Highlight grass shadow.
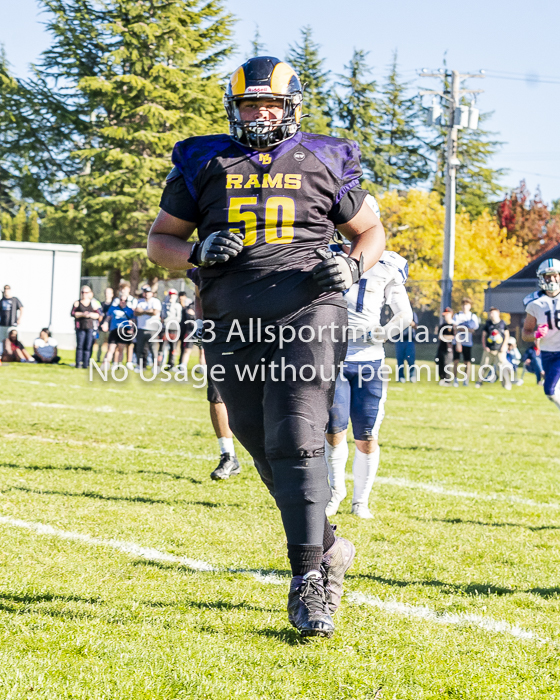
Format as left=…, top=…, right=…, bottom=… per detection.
left=423, top=516, right=560, bottom=533
left=348, top=573, right=515, bottom=597
left=0, top=461, right=202, bottom=484
left=254, top=627, right=313, bottom=646
left=10, top=485, right=170, bottom=505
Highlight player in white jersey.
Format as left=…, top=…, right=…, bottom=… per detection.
left=325, top=212, right=413, bottom=518
left=522, top=258, right=560, bottom=411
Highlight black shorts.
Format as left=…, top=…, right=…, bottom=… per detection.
left=108, top=328, right=133, bottom=345
left=204, top=303, right=347, bottom=464
left=453, top=346, right=473, bottom=363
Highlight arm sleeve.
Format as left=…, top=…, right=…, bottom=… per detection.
left=377, top=283, right=413, bottom=341
left=160, top=170, right=200, bottom=223
left=328, top=187, right=368, bottom=226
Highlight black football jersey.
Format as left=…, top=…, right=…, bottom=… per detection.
left=160, top=131, right=367, bottom=326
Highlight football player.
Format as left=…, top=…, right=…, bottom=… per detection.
left=147, top=56, right=385, bottom=638
left=325, top=207, right=412, bottom=519
left=522, top=258, right=560, bottom=411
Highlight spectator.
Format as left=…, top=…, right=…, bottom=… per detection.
left=96, top=287, right=114, bottom=362
left=519, top=343, right=545, bottom=386
left=395, top=310, right=418, bottom=382
left=2, top=328, right=33, bottom=363
left=452, top=297, right=480, bottom=387
left=158, top=288, right=182, bottom=368
left=111, top=282, right=137, bottom=365
left=178, top=291, right=197, bottom=370
left=506, top=337, right=522, bottom=383
left=102, top=292, right=136, bottom=367
left=71, top=285, right=102, bottom=369
left=134, top=284, right=162, bottom=368
left=435, top=307, right=456, bottom=385
left=1, top=285, right=24, bottom=354
left=33, top=328, right=60, bottom=364
left=476, top=307, right=512, bottom=390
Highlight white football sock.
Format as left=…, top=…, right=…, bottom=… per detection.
left=218, top=437, right=235, bottom=456
left=352, top=446, right=380, bottom=506
left=325, top=438, right=348, bottom=502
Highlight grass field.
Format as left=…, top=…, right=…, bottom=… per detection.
left=0, top=358, right=559, bottom=699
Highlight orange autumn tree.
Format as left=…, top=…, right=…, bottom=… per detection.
left=376, top=189, right=528, bottom=314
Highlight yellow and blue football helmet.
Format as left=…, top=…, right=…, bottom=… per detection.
left=224, top=56, right=303, bottom=149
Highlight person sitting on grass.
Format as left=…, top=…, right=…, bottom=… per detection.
left=33, top=328, right=60, bottom=364
left=2, top=328, right=33, bottom=363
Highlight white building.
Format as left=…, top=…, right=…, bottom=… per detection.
left=0, top=240, right=83, bottom=350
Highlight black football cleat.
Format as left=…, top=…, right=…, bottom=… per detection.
left=210, top=453, right=241, bottom=481
left=321, top=536, right=356, bottom=615
left=287, top=570, right=335, bottom=638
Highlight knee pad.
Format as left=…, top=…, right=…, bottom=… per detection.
left=265, top=415, right=322, bottom=460
left=270, top=456, right=332, bottom=509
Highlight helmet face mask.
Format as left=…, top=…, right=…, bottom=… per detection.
left=537, top=258, right=560, bottom=294
left=225, top=57, right=303, bottom=150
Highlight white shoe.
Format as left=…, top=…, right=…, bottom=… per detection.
left=351, top=503, right=373, bottom=519
left=126, top=362, right=135, bottom=370
left=475, top=382, right=482, bottom=389
left=453, top=380, right=459, bottom=388
left=325, top=495, right=344, bottom=517
left=399, top=377, right=406, bottom=384
left=517, top=379, right=524, bottom=386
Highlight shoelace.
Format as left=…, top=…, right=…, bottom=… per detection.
left=299, top=577, right=329, bottom=614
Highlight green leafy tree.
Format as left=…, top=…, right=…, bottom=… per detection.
left=33, top=0, right=234, bottom=284
left=334, top=50, right=385, bottom=186
left=375, top=53, right=430, bottom=189
left=286, top=26, right=330, bottom=135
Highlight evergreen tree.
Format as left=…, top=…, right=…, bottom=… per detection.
left=286, top=27, right=330, bottom=135
left=249, top=26, right=266, bottom=57
left=13, top=206, right=26, bottom=242
left=28, top=210, right=40, bottom=242
left=334, top=50, right=386, bottom=186
left=375, top=53, right=430, bottom=189
left=34, top=0, right=234, bottom=282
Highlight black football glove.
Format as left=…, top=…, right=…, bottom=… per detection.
left=312, top=248, right=364, bottom=292
left=189, top=229, right=244, bottom=268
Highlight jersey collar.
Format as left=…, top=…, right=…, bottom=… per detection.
left=231, top=131, right=303, bottom=167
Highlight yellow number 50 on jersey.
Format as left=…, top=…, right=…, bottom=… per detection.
left=228, top=196, right=295, bottom=246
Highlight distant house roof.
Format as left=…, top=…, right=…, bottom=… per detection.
left=494, top=242, right=560, bottom=287
left=484, top=242, right=560, bottom=314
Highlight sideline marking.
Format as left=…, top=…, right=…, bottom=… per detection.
left=375, top=476, right=560, bottom=510
left=0, top=515, right=548, bottom=643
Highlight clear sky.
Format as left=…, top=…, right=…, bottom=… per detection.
left=2, top=0, right=560, bottom=203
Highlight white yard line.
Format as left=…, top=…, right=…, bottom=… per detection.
left=0, top=514, right=549, bottom=643
left=347, top=592, right=548, bottom=643
left=374, top=476, right=560, bottom=510
left=0, top=399, right=203, bottom=420
left=0, top=433, right=221, bottom=462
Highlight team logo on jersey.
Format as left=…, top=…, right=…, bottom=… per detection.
left=294, top=151, right=306, bottom=162
left=258, top=153, right=272, bottom=165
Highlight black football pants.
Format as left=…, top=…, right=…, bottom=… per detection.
left=205, top=303, right=346, bottom=549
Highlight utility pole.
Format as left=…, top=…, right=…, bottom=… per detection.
left=420, top=69, right=484, bottom=315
